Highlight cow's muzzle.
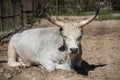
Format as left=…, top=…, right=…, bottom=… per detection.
left=70, top=48, right=78, bottom=54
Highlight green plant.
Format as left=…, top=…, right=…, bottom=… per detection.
left=28, top=17, right=40, bottom=24
left=97, top=14, right=120, bottom=21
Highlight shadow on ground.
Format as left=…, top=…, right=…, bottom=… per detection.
left=74, top=60, right=107, bottom=76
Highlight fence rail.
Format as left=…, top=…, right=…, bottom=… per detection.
left=0, top=0, right=34, bottom=34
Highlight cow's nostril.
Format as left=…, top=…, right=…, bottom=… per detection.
left=70, top=48, right=78, bottom=53
left=75, top=48, right=78, bottom=52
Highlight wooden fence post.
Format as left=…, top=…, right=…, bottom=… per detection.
left=56, top=0, right=58, bottom=19
left=1, top=0, right=14, bottom=32
left=0, top=0, right=2, bottom=34
left=75, top=0, right=79, bottom=15
left=32, top=0, right=37, bottom=16
left=12, top=0, right=21, bottom=28
left=21, top=0, right=33, bottom=26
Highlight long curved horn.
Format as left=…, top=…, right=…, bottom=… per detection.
left=79, top=6, right=100, bottom=27
left=46, top=15, right=65, bottom=27
left=42, top=4, right=65, bottom=27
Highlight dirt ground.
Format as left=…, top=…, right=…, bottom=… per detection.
left=0, top=17, right=120, bottom=80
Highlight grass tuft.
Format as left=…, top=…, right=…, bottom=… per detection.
left=97, top=14, right=120, bottom=21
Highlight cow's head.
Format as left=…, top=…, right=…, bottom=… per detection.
left=47, top=7, right=100, bottom=54
left=58, top=23, right=82, bottom=54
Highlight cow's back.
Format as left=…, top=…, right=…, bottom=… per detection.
left=11, top=27, right=63, bottom=62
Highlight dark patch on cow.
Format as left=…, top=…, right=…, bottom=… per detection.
left=58, top=39, right=66, bottom=52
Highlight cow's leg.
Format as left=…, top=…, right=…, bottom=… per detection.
left=54, top=55, right=72, bottom=70
left=18, top=57, right=32, bottom=68
left=39, top=59, right=55, bottom=72
left=55, top=55, right=72, bottom=70
left=7, top=42, right=21, bottom=67
left=18, top=57, right=26, bottom=66
left=55, top=63, right=71, bottom=71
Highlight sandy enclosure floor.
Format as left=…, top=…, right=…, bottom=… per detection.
left=0, top=18, right=120, bottom=80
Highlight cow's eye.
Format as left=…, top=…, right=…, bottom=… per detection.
left=77, top=36, right=81, bottom=41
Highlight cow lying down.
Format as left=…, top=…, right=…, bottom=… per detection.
left=7, top=7, right=99, bottom=72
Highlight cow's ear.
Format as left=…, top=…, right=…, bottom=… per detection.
left=58, top=45, right=65, bottom=51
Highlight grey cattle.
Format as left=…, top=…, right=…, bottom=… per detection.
left=7, top=7, right=100, bottom=72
